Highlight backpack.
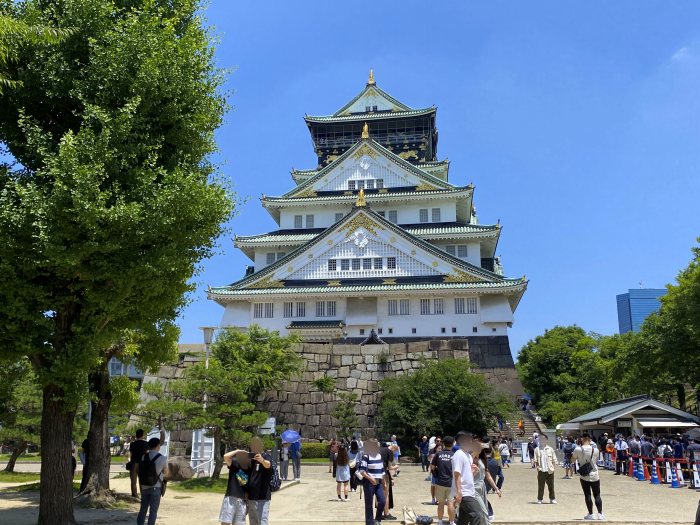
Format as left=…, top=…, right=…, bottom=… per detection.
left=138, top=453, right=162, bottom=486
left=269, top=455, right=282, bottom=492
left=662, top=446, right=673, bottom=459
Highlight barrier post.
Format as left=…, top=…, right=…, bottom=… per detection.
left=650, top=460, right=660, bottom=485
left=670, top=462, right=680, bottom=488
left=675, top=461, right=686, bottom=487
left=636, top=457, right=645, bottom=481
left=691, top=462, right=700, bottom=489
left=628, top=456, right=634, bottom=477
left=664, top=460, right=673, bottom=484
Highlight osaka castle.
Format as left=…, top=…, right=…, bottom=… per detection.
left=209, top=71, right=527, bottom=353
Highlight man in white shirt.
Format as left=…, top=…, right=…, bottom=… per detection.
left=533, top=435, right=558, bottom=504
left=613, top=435, right=629, bottom=475
left=452, top=431, right=487, bottom=525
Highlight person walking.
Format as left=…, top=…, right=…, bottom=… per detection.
left=517, top=420, right=525, bottom=437
left=336, top=445, right=351, bottom=501
left=563, top=436, right=576, bottom=479
left=279, top=442, right=290, bottom=481
left=527, top=437, right=536, bottom=469
left=431, top=436, right=456, bottom=525
left=573, top=432, right=604, bottom=521
left=219, top=448, right=251, bottom=525
left=418, top=436, right=430, bottom=472
left=380, top=441, right=398, bottom=521
left=358, top=439, right=386, bottom=525
left=452, top=431, right=487, bottom=525
left=497, top=439, right=510, bottom=468
left=472, top=442, right=501, bottom=523
left=613, top=434, right=628, bottom=475
left=390, top=435, right=401, bottom=476
left=129, top=429, right=149, bottom=497
left=533, top=435, right=558, bottom=504
left=136, top=437, right=169, bottom=525
left=290, top=439, right=302, bottom=480
left=246, top=437, right=273, bottom=525
left=349, top=439, right=361, bottom=493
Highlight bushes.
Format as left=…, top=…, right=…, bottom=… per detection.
left=300, top=442, right=329, bottom=459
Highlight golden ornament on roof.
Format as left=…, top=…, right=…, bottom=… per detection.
left=361, top=122, right=369, bottom=139
left=368, top=68, right=375, bottom=85
left=356, top=188, right=366, bottom=207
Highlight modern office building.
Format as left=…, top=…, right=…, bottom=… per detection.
left=616, top=288, right=667, bottom=334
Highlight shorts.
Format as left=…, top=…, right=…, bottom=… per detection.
left=564, top=457, right=573, bottom=468
left=219, top=496, right=247, bottom=525
left=434, top=485, right=453, bottom=503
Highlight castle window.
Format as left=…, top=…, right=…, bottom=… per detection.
left=419, top=209, right=429, bottom=223
left=372, top=105, right=378, bottom=111
left=376, top=179, right=384, bottom=189
left=305, top=214, right=314, bottom=228
left=296, top=302, right=306, bottom=317
left=266, top=253, right=275, bottom=265
left=294, top=215, right=303, bottom=228
left=492, top=327, right=497, bottom=332
left=335, top=212, right=344, bottom=222
left=472, top=326, right=478, bottom=333
left=452, top=327, right=457, bottom=333
left=455, top=297, right=478, bottom=315
left=283, top=302, right=293, bottom=318
left=457, top=245, right=468, bottom=258
left=328, top=260, right=337, bottom=271
left=412, top=328, right=417, bottom=334
left=434, top=298, right=444, bottom=315
left=399, top=299, right=410, bottom=315
left=378, top=211, right=385, bottom=217
left=254, top=302, right=274, bottom=319
left=352, top=259, right=361, bottom=270
left=388, top=328, right=393, bottom=334
left=316, top=301, right=336, bottom=317
left=356, top=180, right=365, bottom=190
left=348, top=180, right=356, bottom=191
left=432, top=208, right=441, bottom=222
left=420, top=299, right=431, bottom=315
left=387, top=257, right=397, bottom=269
left=366, top=179, right=375, bottom=189
left=276, top=252, right=286, bottom=261
left=363, top=258, right=372, bottom=270
left=374, top=258, right=383, bottom=269
left=388, top=210, right=398, bottom=223
left=441, top=327, right=446, bottom=334
left=446, top=245, right=456, bottom=256
left=360, top=328, right=365, bottom=335
left=341, top=259, right=350, bottom=271
left=378, top=328, right=383, bottom=334
left=466, top=298, right=478, bottom=314
left=388, top=299, right=398, bottom=316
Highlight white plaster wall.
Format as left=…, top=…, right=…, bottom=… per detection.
left=218, top=295, right=510, bottom=338
left=479, top=295, right=515, bottom=324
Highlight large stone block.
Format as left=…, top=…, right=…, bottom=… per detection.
left=341, top=355, right=353, bottom=366
left=338, top=366, right=350, bottom=378
left=346, top=377, right=358, bottom=389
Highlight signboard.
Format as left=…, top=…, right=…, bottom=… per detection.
left=259, top=417, right=276, bottom=435
left=147, top=428, right=170, bottom=458
left=521, top=442, right=530, bottom=463
left=616, top=419, right=632, bottom=428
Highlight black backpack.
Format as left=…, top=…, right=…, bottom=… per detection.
left=138, top=452, right=162, bottom=486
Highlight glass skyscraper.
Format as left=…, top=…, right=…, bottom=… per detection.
left=616, top=288, right=667, bottom=334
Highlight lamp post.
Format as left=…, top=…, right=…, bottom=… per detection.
left=197, top=326, right=217, bottom=475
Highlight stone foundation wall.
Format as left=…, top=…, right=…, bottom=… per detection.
left=258, top=338, right=523, bottom=441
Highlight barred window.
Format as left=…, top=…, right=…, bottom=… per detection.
left=465, top=297, right=478, bottom=314
left=363, top=258, right=372, bottom=270
left=419, top=209, right=429, bottom=223
left=446, top=245, right=456, bottom=256
left=388, top=299, right=398, bottom=316
left=327, top=301, right=337, bottom=317
left=376, top=179, right=384, bottom=189
left=266, top=253, right=275, bottom=265
left=457, top=245, right=468, bottom=258
left=264, top=303, right=274, bottom=318
left=316, top=301, right=325, bottom=317
left=374, top=258, right=383, bottom=269
left=455, top=298, right=465, bottom=314
left=283, top=302, right=293, bottom=318
left=328, top=260, right=337, bottom=271
left=335, top=213, right=344, bottom=222
left=378, top=211, right=386, bottom=217
left=254, top=303, right=263, bottom=318
left=305, top=214, right=314, bottom=228
left=341, top=259, right=350, bottom=271
left=294, top=215, right=303, bottom=228
left=254, top=303, right=274, bottom=318
left=356, top=180, right=365, bottom=190
left=455, top=297, right=478, bottom=314
left=276, top=252, right=286, bottom=261
left=388, top=210, right=398, bottom=223
left=434, top=298, right=444, bottom=315
left=348, top=180, right=356, bottom=191
left=366, top=179, right=375, bottom=189
left=399, top=299, right=410, bottom=315
left=432, top=208, right=441, bottom=222
left=387, top=257, right=397, bottom=269
left=352, top=259, right=361, bottom=270
left=420, top=299, right=431, bottom=315
left=296, top=302, right=306, bottom=317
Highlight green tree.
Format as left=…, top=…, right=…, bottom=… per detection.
left=0, top=361, right=41, bottom=472
left=0, top=9, right=73, bottom=92
left=332, top=392, right=359, bottom=441
left=378, top=358, right=514, bottom=437
left=0, top=1, right=232, bottom=522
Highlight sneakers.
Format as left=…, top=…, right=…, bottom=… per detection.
left=584, top=514, right=595, bottom=520
left=597, top=514, right=606, bottom=521
left=550, top=499, right=557, bottom=504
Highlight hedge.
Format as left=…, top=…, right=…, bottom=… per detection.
left=299, top=442, right=330, bottom=459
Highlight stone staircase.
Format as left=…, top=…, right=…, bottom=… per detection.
left=490, top=410, right=544, bottom=441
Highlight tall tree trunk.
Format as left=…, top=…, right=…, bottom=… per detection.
left=38, top=384, right=77, bottom=525
left=211, top=432, right=223, bottom=479
left=83, top=364, right=113, bottom=497
left=3, top=441, right=27, bottom=473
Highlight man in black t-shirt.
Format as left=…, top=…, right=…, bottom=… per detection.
left=219, top=449, right=251, bottom=525
left=129, top=429, right=149, bottom=497
left=430, top=435, right=455, bottom=525
left=247, top=437, right=272, bottom=525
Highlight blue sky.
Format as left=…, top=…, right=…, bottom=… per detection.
left=179, top=1, right=700, bottom=358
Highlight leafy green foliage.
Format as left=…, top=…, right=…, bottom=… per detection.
left=331, top=392, right=359, bottom=441
left=312, top=376, right=336, bottom=393
left=297, top=442, right=330, bottom=459
left=378, top=358, right=514, bottom=437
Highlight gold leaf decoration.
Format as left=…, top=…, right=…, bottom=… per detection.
left=351, top=143, right=378, bottom=160
left=382, top=278, right=397, bottom=285
left=398, top=150, right=418, bottom=161
left=443, top=269, right=483, bottom=283
left=416, top=182, right=438, bottom=191
left=432, top=261, right=439, bottom=267
left=247, top=275, right=285, bottom=289
left=339, top=214, right=379, bottom=237
left=327, top=280, right=341, bottom=287
left=294, top=188, right=317, bottom=198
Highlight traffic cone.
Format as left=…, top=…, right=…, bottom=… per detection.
left=670, top=465, right=680, bottom=488
left=636, top=459, right=645, bottom=481
left=628, top=458, right=634, bottom=477
left=644, top=462, right=651, bottom=481
left=650, top=461, right=660, bottom=485
left=675, top=464, right=686, bottom=487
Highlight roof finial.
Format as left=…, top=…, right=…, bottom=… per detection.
left=356, top=188, right=366, bottom=207
left=361, top=122, right=369, bottom=139
left=367, top=68, right=375, bottom=85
